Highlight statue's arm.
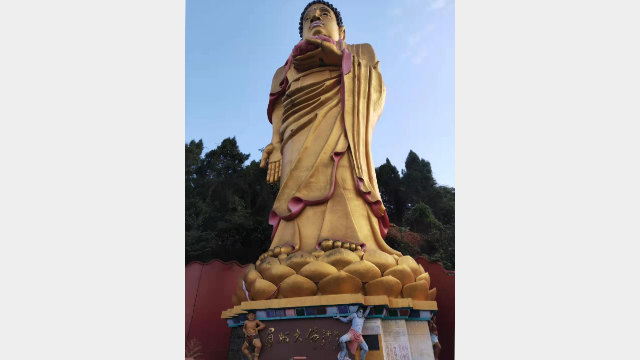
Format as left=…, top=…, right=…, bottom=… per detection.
left=259, top=66, right=285, bottom=183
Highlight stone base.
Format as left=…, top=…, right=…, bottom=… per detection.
left=227, top=318, right=436, bottom=360
left=406, top=321, right=435, bottom=360
left=222, top=295, right=437, bottom=359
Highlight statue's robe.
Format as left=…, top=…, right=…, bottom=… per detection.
left=267, top=41, right=399, bottom=255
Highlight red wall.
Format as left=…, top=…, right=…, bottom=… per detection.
left=416, top=257, right=455, bottom=360
left=185, top=260, right=248, bottom=360
left=185, top=258, right=454, bottom=360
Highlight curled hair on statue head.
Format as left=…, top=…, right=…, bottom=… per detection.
left=298, top=0, right=344, bottom=38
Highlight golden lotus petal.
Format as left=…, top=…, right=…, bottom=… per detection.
left=235, top=282, right=248, bottom=302
left=398, top=256, right=421, bottom=277
left=312, top=250, right=325, bottom=259
left=298, top=260, right=338, bottom=282
left=417, top=263, right=426, bottom=275
left=278, top=254, right=288, bottom=264
left=319, top=248, right=360, bottom=270
left=243, top=269, right=263, bottom=290
left=342, top=260, right=382, bottom=283
left=354, top=250, right=364, bottom=259
left=256, top=256, right=280, bottom=277
left=251, top=278, right=278, bottom=300
left=383, top=265, right=415, bottom=286
left=279, top=274, right=318, bottom=298
left=262, top=264, right=296, bottom=286
left=428, top=287, right=437, bottom=301
left=318, top=271, right=362, bottom=295
left=363, top=249, right=398, bottom=273
left=402, top=280, right=430, bottom=301
left=365, top=276, right=402, bottom=297
left=416, top=272, right=431, bottom=289
left=284, top=252, right=316, bottom=272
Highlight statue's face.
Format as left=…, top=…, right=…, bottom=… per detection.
left=301, top=3, right=345, bottom=41
left=247, top=313, right=256, bottom=320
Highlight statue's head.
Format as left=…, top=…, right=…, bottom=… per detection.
left=247, top=311, right=256, bottom=320
left=299, top=1, right=345, bottom=41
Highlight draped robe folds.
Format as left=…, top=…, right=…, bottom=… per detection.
left=267, top=41, right=400, bottom=256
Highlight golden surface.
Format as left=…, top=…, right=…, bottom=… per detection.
left=397, top=255, right=421, bottom=277
left=383, top=264, right=415, bottom=286
left=427, top=288, right=437, bottom=301
left=283, top=252, right=316, bottom=272
left=224, top=19, right=445, bottom=311
left=297, top=260, right=338, bottom=282
left=279, top=274, right=318, bottom=298
left=256, top=256, right=280, bottom=276
left=318, top=248, right=360, bottom=270
left=318, top=270, right=362, bottom=295
left=415, top=272, right=431, bottom=289
left=362, top=249, right=397, bottom=274
left=342, top=260, right=382, bottom=283
left=365, top=276, right=402, bottom=298
left=261, top=33, right=400, bottom=256
left=251, top=278, right=278, bottom=301
left=262, top=264, right=296, bottom=286
left=401, top=280, right=430, bottom=301
left=243, top=268, right=263, bottom=290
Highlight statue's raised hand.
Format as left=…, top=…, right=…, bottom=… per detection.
left=292, top=38, right=343, bottom=72
left=259, top=143, right=282, bottom=183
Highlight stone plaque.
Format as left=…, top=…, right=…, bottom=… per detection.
left=381, top=320, right=412, bottom=360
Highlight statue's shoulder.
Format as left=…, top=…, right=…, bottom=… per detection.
left=270, top=65, right=287, bottom=94
left=345, top=43, right=377, bottom=63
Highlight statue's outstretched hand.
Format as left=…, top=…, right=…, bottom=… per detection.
left=260, top=143, right=282, bottom=183
left=293, top=38, right=342, bottom=72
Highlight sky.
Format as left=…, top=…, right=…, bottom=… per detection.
left=186, top=0, right=454, bottom=187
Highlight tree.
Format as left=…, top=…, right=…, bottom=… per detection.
left=403, top=203, right=443, bottom=234
left=185, top=138, right=272, bottom=264
left=402, top=151, right=436, bottom=207
left=375, top=158, right=406, bottom=224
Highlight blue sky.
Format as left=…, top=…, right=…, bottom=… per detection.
left=186, top=0, right=454, bottom=187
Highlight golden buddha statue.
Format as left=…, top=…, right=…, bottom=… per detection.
left=259, top=1, right=399, bottom=257
left=228, top=1, right=436, bottom=305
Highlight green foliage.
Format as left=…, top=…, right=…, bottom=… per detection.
left=403, top=203, right=443, bottom=234
left=420, top=225, right=455, bottom=270
left=376, top=158, right=407, bottom=224
left=185, top=138, right=274, bottom=264
left=376, top=151, right=455, bottom=270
